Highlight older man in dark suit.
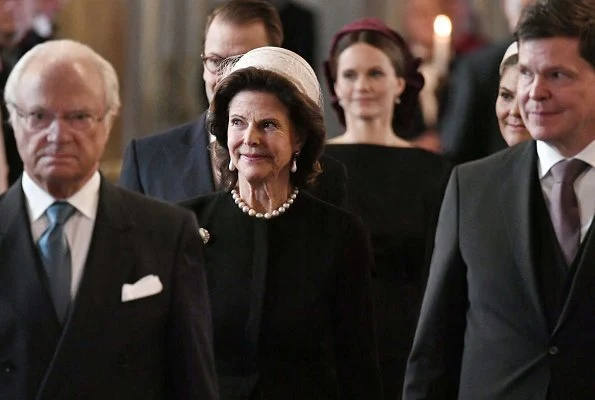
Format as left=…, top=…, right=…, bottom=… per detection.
left=0, top=39, right=218, bottom=399
left=119, top=0, right=347, bottom=207
left=404, top=0, right=595, bottom=399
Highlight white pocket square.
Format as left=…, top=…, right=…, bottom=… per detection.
left=121, top=275, right=163, bottom=302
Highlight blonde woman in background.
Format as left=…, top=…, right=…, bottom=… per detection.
left=496, top=41, right=532, bottom=146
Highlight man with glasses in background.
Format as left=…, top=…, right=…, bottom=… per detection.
left=119, top=0, right=347, bottom=207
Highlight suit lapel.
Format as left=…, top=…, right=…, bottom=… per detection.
left=60, top=180, right=136, bottom=342
left=163, top=113, right=215, bottom=201
left=39, top=178, right=134, bottom=397
left=0, top=182, right=62, bottom=365
left=39, top=180, right=136, bottom=393
left=498, top=142, right=548, bottom=331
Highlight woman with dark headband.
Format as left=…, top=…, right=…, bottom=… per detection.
left=324, top=18, right=452, bottom=399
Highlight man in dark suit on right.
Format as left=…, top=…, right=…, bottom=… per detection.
left=404, top=0, right=595, bottom=399
left=439, top=0, right=535, bottom=164
left=119, top=0, right=347, bottom=207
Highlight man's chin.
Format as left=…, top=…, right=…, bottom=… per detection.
left=38, top=166, right=82, bottom=183
left=525, top=126, right=551, bottom=141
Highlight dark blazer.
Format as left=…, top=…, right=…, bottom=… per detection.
left=439, top=41, right=510, bottom=164
left=182, top=190, right=382, bottom=399
left=1, top=117, right=21, bottom=185
left=277, top=1, right=316, bottom=67
left=119, top=112, right=348, bottom=207
left=403, top=141, right=595, bottom=399
left=0, top=178, right=219, bottom=399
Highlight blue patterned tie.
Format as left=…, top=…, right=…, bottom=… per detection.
left=38, top=201, right=76, bottom=323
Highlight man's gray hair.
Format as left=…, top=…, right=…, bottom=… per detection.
left=4, top=39, right=121, bottom=128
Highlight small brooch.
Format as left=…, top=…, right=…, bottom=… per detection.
left=198, top=227, right=210, bottom=244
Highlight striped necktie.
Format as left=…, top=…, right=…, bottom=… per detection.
left=38, top=201, right=76, bottom=323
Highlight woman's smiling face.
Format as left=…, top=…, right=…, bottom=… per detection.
left=227, top=90, right=300, bottom=186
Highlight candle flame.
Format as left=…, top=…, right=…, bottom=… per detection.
left=433, top=15, right=452, bottom=38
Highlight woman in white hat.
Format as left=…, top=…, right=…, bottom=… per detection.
left=182, top=46, right=382, bottom=399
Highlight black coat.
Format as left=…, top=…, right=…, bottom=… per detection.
left=0, top=30, right=51, bottom=185
left=183, top=190, right=382, bottom=399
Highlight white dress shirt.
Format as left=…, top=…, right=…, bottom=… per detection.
left=23, top=171, right=100, bottom=299
left=537, top=140, right=595, bottom=242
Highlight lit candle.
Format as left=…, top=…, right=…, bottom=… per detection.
left=433, top=14, right=452, bottom=75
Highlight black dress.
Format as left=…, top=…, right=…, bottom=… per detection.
left=325, top=144, right=451, bottom=399
left=182, top=190, right=382, bottom=400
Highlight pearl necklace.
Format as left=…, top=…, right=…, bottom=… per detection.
left=231, top=188, right=299, bottom=219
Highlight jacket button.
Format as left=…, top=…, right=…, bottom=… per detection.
left=117, top=354, right=129, bottom=367
left=0, top=361, right=15, bottom=374
left=548, top=346, right=559, bottom=355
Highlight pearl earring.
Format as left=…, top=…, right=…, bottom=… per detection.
left=229, top=159, right=236, bottom=171
left=291, top=152, right=298, bottom=173
left=395, top=96, right=401, bottom=104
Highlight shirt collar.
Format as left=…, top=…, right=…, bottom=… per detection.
left=536, top=140, right=595, bottom=179
left=22, top=171, right=101, bottom=222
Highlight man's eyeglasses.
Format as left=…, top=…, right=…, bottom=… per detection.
left=201, top=54, right=225, bottom=74
left=201, top=53, right=244, bottom=75
left=7, top=103, right=109, bottom=132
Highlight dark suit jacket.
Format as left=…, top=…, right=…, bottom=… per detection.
left=182, top=190, right=382, bottom=399
left=0, top=178, right=218, bottom=399
left=403, top=141, right=595, bottom=399
left=277, top=1, right=316, bottom=67
left=1, top=115, right=21, bottom=185
left=439, top=41, right=510, bottom=164
left=119, top=112, right=348, bottom=207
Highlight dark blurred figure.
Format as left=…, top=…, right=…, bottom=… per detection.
left=1, top=0, right=34, bottom=190
left=1, top=0, right=63, bottom=190
left=0, top=0, right=33, bottom=48
left=403, top=0, right=486, bottom=62
left=31, top=0, right=64, bottom=39
left=445, top=0, right=488, bottom=56
left=402, top=0, right=488, bottom=152
left=268, top=0, right=316, bottom=67
left=439, top=0, right=536, bottom=164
